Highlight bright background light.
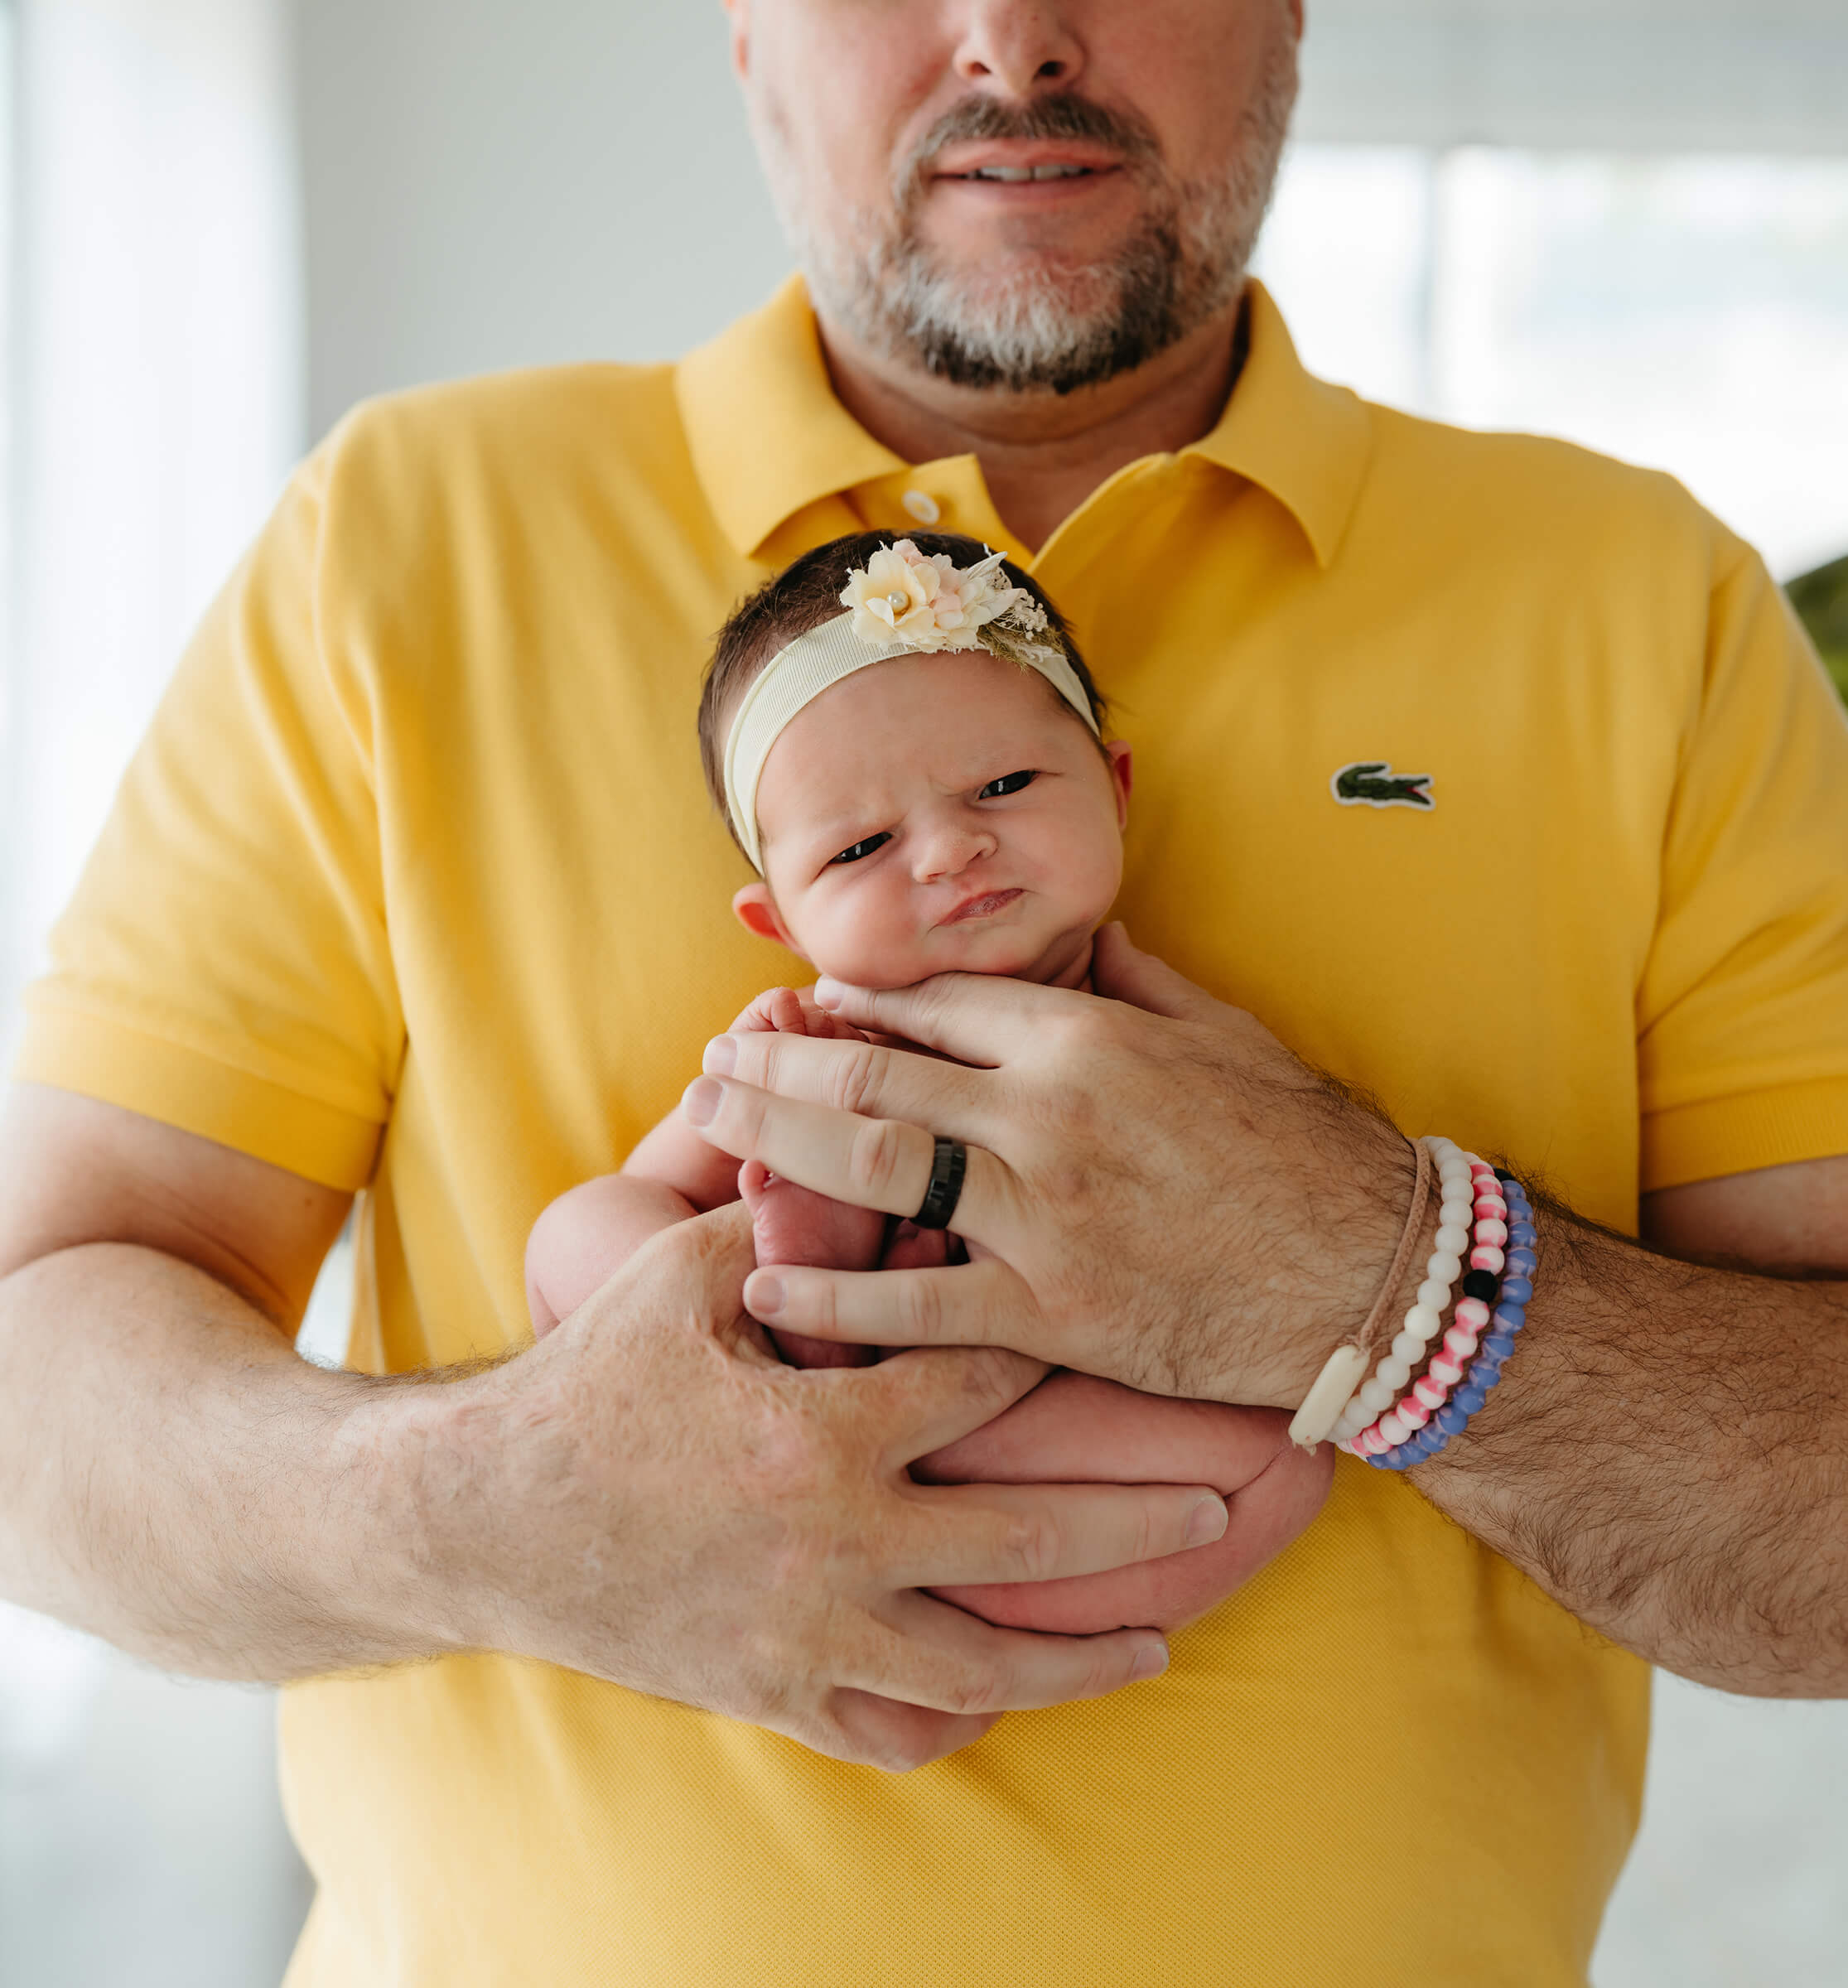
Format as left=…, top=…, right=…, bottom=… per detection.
left=1257, top=146, right=1848, bottom=581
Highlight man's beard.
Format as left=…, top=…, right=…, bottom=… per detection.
left=760, top=38, right=1297, bottom=398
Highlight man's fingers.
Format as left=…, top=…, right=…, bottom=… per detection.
left=842, top=1339, right=1049, bottom=1468
left=842, top=1590, right=1169, bottom=1718
left=812, top=970, right=1091, bottom=1065
left=745, top=1255, right=1038, bottom=1360
left=819, top=1690, right=1001, bottom=1773
left=685, top=1077, right=931, bottom=1214
left=889, top=1480, right=1228, bottom=1590
left=684, top=1075, right=1017, bottom=1241
left=703, top=1029, right=991, bottom=1137
left=1089, top=922, right=1238, bottom=1025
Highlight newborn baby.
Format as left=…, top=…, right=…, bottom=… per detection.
left=527, top=532, right=1330, bottom=1633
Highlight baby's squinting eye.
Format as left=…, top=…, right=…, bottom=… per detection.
left=978, top=770, right=1038, bottom=800
left=830, top=832, right=891, bottom=866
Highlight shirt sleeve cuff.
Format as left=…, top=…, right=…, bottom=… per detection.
left=1641, top=1075, right=1848, bottom=1194
left=11, top=1008, right=382, bottom=1192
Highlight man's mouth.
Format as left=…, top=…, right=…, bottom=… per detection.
left=944, top=163, right=1099, bottom=183
left=943, top=888, right=1024, bottom=924
left=930, top=142, right=1124, bottom=188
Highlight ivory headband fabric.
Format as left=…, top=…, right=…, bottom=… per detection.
left=721, top=610, right=1102, bottom=873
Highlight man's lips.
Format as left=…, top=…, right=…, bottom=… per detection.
left=941, top=887, right=1024, bottom=925
left=930, top=140, right=1125, bottom=186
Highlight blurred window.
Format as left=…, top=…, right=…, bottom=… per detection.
left=1257, top=147, right=1848, bottom=585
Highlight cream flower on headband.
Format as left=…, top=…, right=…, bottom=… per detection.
left=839, top=539, right=1051, bottom=657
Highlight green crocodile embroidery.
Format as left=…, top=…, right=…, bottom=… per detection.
left=1332, top=760, right=1435, bottom=809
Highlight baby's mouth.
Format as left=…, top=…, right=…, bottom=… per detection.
left=942, top=887, right=1023, bottom=925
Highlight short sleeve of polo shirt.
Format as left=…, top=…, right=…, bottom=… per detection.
left=13, top=445, right=402, bottom=1190
left=1637, top=530, right=1848, bottom=1192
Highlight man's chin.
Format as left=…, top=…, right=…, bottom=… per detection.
left=908, top=229, right=1140, bottom=310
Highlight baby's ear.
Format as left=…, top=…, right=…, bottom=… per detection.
left=1107, top=740, right=1133, bottom=823
left=732, top=881, right=803, bottom=953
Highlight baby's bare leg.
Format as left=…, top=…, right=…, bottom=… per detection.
left=740, top=1160, right=888, bottom=1368
left=524, top=1175, right=695, bottom=1338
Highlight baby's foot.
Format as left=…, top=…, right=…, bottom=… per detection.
left=740, top=1160, right=885, bottom=1368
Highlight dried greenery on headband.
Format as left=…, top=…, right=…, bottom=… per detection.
left=697, top=530, right=1107, bottom=855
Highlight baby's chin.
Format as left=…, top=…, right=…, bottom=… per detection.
left=818, top=918, right=1094, bottom=992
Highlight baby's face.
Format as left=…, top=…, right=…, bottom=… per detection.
left=735, top=650, right=1131, bottom=990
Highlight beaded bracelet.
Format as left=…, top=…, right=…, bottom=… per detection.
left=1344, top=1150, right=1512, bottom=1454
left=1286, top=1136, right=1435, bottom=1449
left=1363, top=1172, right=1536, bottom=1469
left=1329, top=1137, right=1482, bottom=1447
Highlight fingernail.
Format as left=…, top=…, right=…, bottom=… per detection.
left=813, top=977, right=844, bottom=1010
left=683, top=1077, right=722, bottom=1127
left=702, top=1035, right=738, bottom=1075
left=1131, top=1640, right=1169, bottom=1682
left=745, top=1272, right=784, bottom=1319
left=1185, top=1495, right=1228, bottom=1547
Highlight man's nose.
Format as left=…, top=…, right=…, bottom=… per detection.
left=913, top=820, right=998, bottom=884
left=951, top=2, right=1086, bottom=96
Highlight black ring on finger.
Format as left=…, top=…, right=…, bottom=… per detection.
left=913, top=1137, right=967, bottom=1231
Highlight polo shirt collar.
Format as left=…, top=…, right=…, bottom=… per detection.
left=676, top=273, right=1371, bottom=569
left=1182, top=282, right=1373, bottom=568
left=676, top=276, right=904, bottom=563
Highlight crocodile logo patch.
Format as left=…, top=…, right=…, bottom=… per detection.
left=1332, top=760, right=1434, bottom=810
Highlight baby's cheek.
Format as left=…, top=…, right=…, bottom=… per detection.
left=802, top=900, right=934, bottom=990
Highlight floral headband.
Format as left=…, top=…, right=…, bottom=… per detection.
left=722, top=539, right=1101, bottom=873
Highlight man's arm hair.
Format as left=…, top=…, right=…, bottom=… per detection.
left=1415, top=1154, right=1848, bottom=1696
left=0, top=1083, right=458, bottom=1678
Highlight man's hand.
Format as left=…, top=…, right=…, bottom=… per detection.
left=681, top=939, right=1848, bottom=1696
left=687, top=924, right=1411, bottom=1411
left=0, top=1087, right=1228, bottom=1773
left=422, top=1204, right=1218, bottom=1769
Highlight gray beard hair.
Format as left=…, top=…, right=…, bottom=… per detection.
left=763, top=40, right=1297, bottom=398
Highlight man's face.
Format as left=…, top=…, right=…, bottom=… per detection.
left=727, top=0, right=1300, bottom=395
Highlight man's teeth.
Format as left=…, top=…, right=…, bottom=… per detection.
left=965, top=163, right=1093, bottom=181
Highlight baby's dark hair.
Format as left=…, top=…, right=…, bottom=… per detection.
left=698, top=531, right=1106, bottom=855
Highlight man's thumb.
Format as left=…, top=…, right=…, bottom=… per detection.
left=1092, top=923, right=1227, bottom=1023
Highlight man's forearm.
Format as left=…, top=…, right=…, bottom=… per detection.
left=1416, top=1205, right=1848, bottom=1695
left=0, top=1242, right=459, bottom=1679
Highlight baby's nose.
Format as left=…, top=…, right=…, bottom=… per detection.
left=913, top=823, right=996, bottom=883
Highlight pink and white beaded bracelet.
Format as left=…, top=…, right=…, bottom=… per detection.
left=1289, top=1134, right=1519, bottom=1452
left=1328, top=1137, right=1484, bottom=1446
left=1341, top=1146, right=1513, bottom=1455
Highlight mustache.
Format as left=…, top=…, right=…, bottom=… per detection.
left=896, top=92, right=1165, bottom=206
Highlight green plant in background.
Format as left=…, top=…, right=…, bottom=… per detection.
left=1788, top=554, right=1848, bottom=706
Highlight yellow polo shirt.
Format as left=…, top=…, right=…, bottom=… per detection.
left=18, top=278, right=1848, bottom=1985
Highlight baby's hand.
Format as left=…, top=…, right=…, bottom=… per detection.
left=729, top=985, right=871, bottom=1041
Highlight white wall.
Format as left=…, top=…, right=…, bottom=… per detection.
left=5, top=0, right=303, bottom=1014
left=1300, top=1, right=1848, bottom=153
left=298, top=0, right=785, bottom=441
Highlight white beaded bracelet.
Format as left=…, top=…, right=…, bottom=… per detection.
left=1289, top=1135, right=1435, bottom=1450
left=1329, top=1137, right=1478, bottom=1445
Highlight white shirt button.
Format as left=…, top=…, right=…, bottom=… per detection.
left=901, top=489, right=942, bottom=525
